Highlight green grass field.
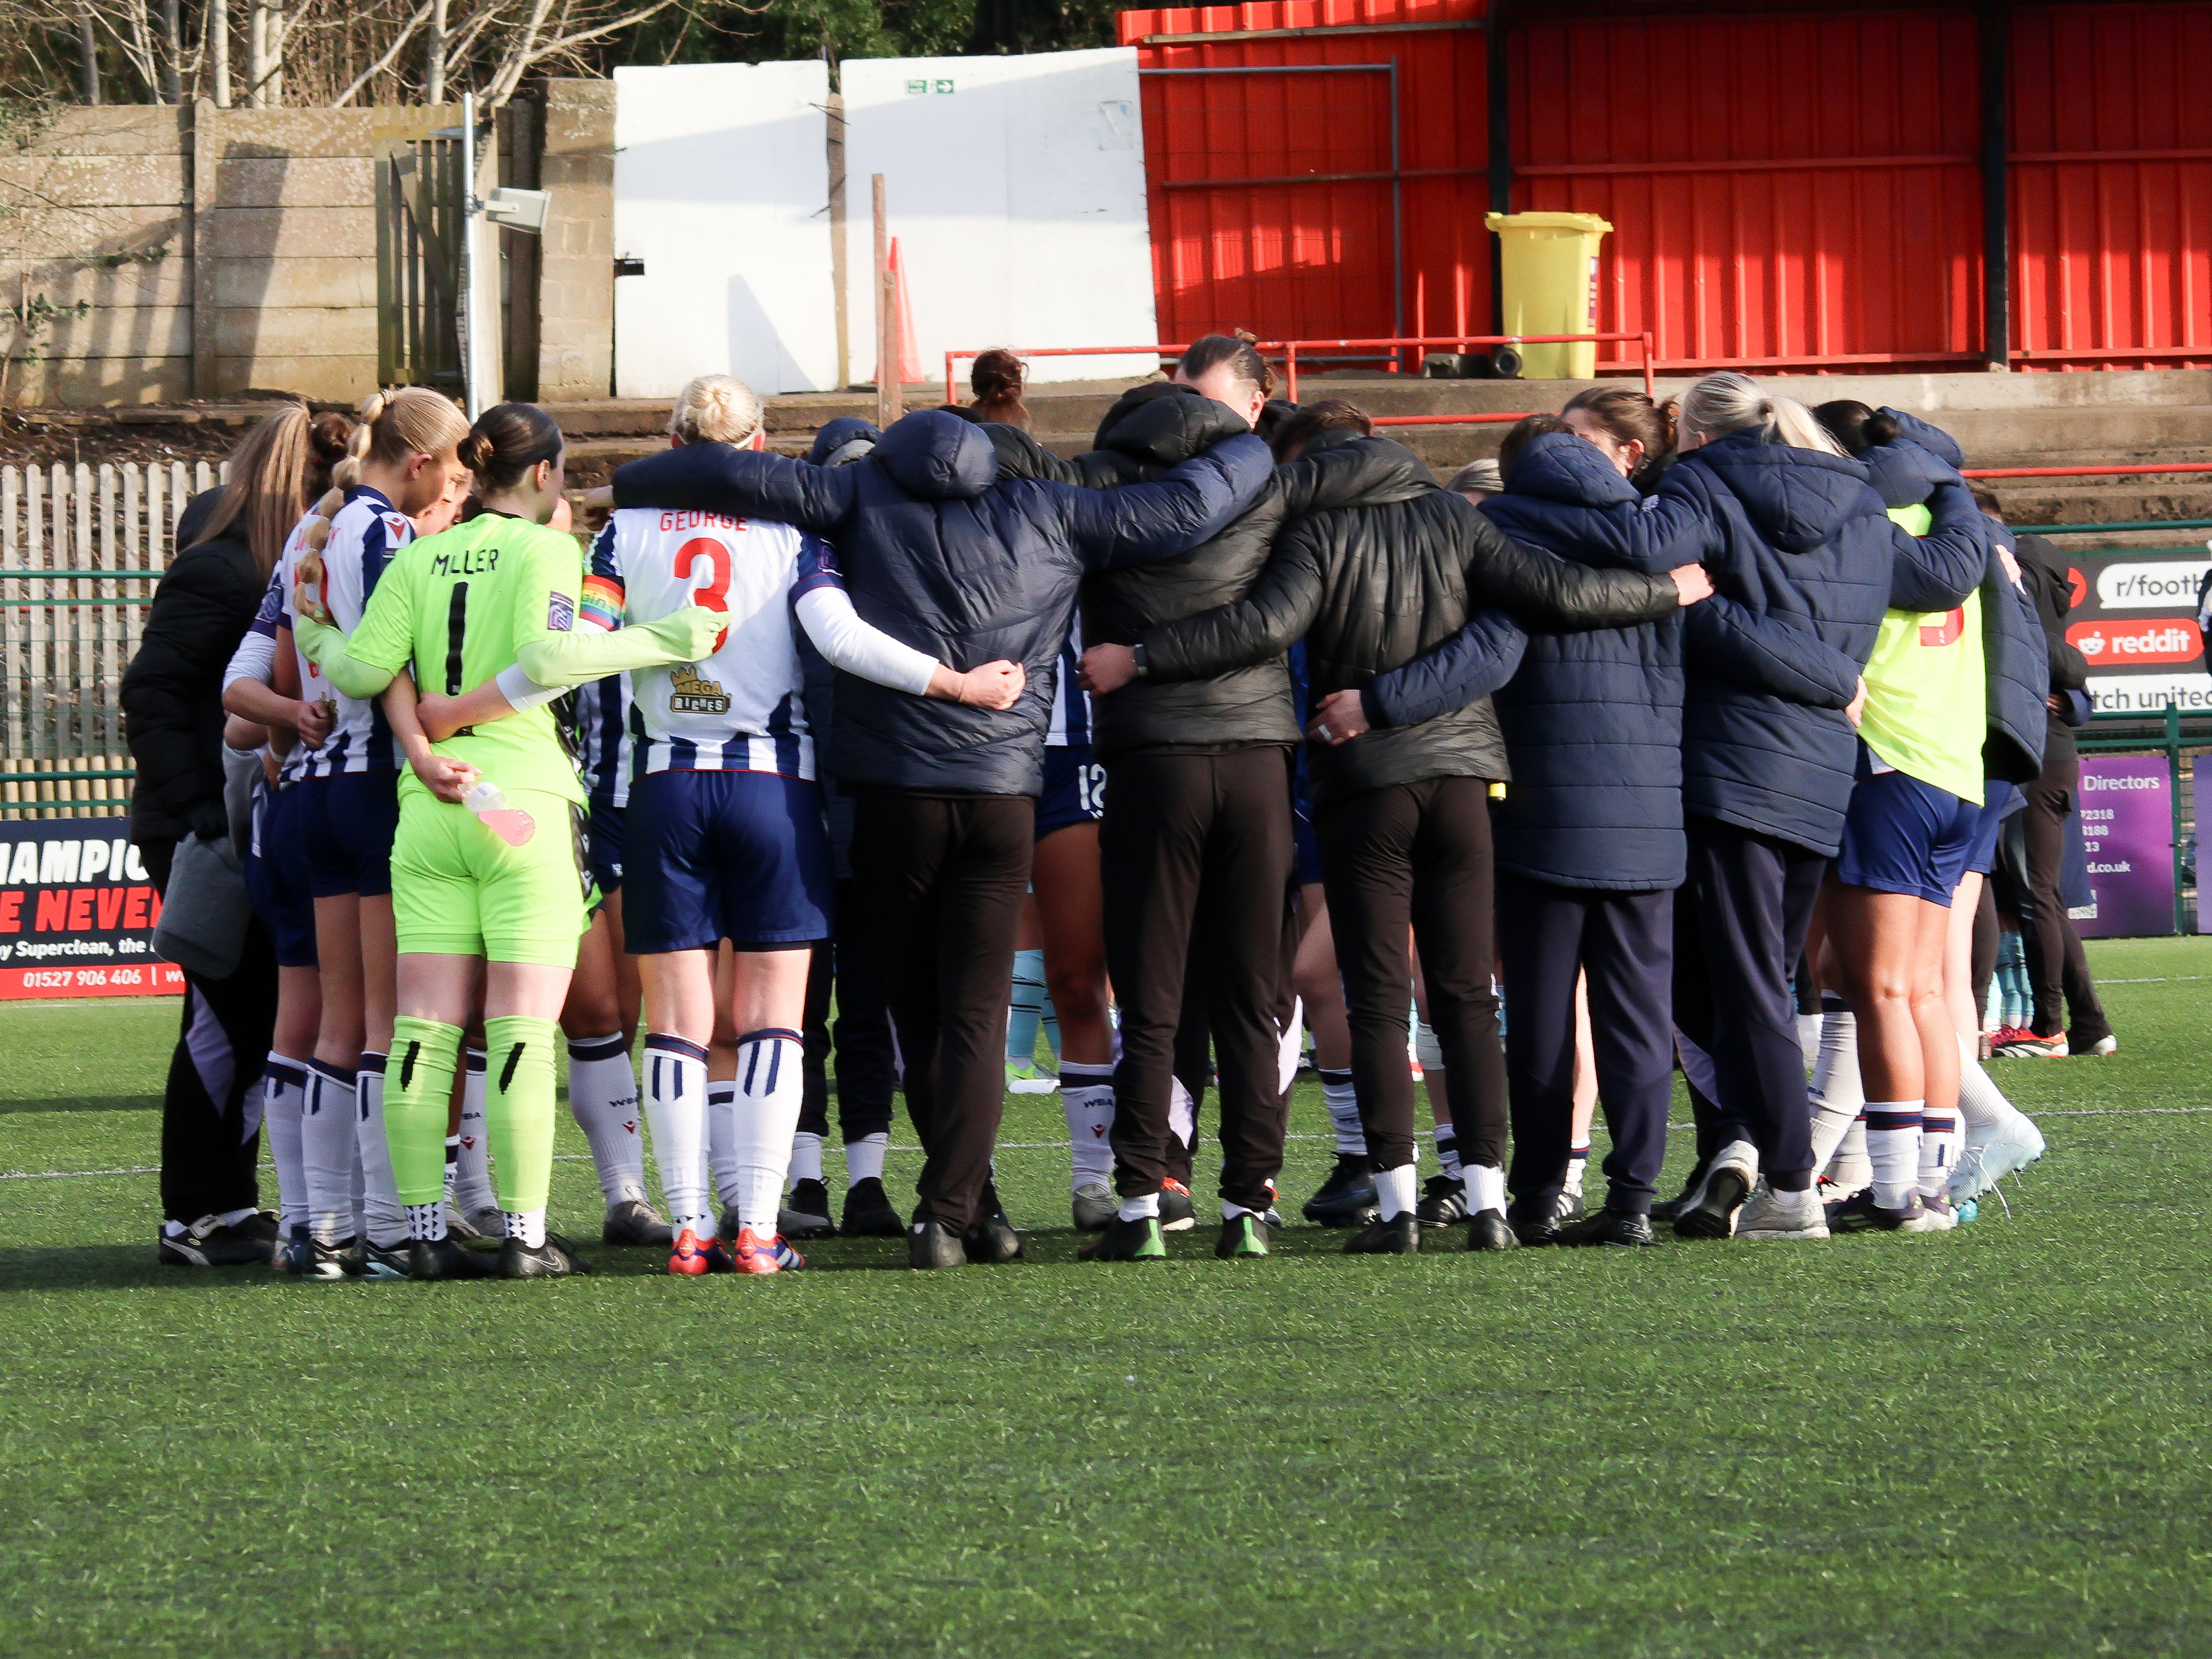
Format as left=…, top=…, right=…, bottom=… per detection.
left=3, top=939, right=2209, bottom=1658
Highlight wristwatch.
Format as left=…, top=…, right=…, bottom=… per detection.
left=1132, top=642, right=1149, bottom=680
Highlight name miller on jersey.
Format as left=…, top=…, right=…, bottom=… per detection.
left=430, top=545, right=500, bottom=577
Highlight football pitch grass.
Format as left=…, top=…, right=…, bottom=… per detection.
left=3, top=940, right=2208, bottom=1657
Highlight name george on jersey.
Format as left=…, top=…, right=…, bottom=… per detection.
left=656, top=510, right=746, bottom=534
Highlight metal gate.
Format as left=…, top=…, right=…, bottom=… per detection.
left=375, top=135, right=466, bottom=393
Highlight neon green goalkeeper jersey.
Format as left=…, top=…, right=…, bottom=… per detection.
left=1857, top=502, right=1986, bottom=805
left=346, top=511, right=588, bottom=806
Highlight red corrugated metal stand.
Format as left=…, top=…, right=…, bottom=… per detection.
left=1116, top=0, right=2212, bottom=375
left=2011, top=4, right=2212, bottom=370
left=1119, top=0, right=1491, bottom=353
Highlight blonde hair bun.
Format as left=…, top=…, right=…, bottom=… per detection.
left=670, top=375, right=765, bottom=447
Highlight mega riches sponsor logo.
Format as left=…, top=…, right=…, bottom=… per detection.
left=2068, top=617, right=2202, bottom=666
left=2095, top=560, right=2211, bottom=610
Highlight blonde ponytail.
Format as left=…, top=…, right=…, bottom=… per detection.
left=1677, top=371, right=1846, bottom=456
left=296, top=387, right=465, bottom=621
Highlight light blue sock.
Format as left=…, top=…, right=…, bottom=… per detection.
left=1040, top=991, right=1061, bottom=1069
left=1008, top=949, right=1047, bottom=1069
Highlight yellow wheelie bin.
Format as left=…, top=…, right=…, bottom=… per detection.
left=1484, top=211, right=1614, bottom=379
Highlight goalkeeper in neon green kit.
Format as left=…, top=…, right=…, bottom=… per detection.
left=293, top=402, right=721, bottom=1278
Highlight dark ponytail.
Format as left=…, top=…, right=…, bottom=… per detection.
left=1176, top=330, right=1276, bottom=399
left=968, top=349, right=1031, bottom=430
left=461, top=402, right=563, bottom=492
left=1813, top=398, right=1901, bottom=457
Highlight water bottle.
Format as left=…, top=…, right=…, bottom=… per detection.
left=462, top=779, right=536, bottom=847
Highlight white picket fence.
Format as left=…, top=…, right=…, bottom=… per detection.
left=2, top=461, right=227, bottom=820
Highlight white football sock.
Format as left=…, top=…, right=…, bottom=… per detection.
left=1462, top=1162, right=1506, bottom=1215
left=1919, top=1106, right=1959, bottom=1198
left=455, top=1049, right=496, bottom=1218
left=504, top=1207, right=546, bottom=1248
left=706, top=1082, right=738, bottom=1209
left=845, top=1131, right=887, bottom=1186
left=1061, top=1061, right=1116, bottom=1189
left=443, top=1135, right=459, bottom=1209
left=1829, top=1115, right=1871, bottom=1194
left=264, top=1056, right=308, bottom=1232
left=302, top=1059, right=359, bottom=1245
left=1374, top=1163, right=1417, bottom=1221
left=354, top=1053, right=407, bottom=1249
left=788, top=1130, right=825, bottom=1187
left=1117, top=1191, right=1160, bottom=1222
left=1797, top=1010, right=1823, bottom=1069
left=1277, top=995, right=1304, bottom=1095
left=1563, top=1141, right=1590, bottom=1198
left=404, top=1201, right=446, bottom=1243
left=566, top=1032, right=646, bottom=1206
left=1954, top=1031, right=2016, bottom=1131
left=1320, top=1069, right=1363, bottom=1156
left=1808, top=1002, right=1865, bottom=1172
left=733, top=1028, right=805, bottom=1237
left=645, top=1034, right=714, bottom=1239
left=1866, top=1102, right=1923, bottom=1209
left=1432, top=1123, right=1462, bottom=1180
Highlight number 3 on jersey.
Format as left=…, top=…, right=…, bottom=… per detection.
left=674, top=537, right=732, bottom=653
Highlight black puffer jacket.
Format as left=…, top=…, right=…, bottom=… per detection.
left=1133, top=433, right=1682, bottom=805
left=989, top=384, right=1392, bottom=757
left=611, top=408, right=1272, bottom=796
left=123, top=489, right=261, bottom=848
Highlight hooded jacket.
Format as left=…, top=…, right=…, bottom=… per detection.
left=123, top=489, right=263, bottom=849
left=986, top=384, right=1395, bottom=756
left=1130, top=433, right=1682, bottom=805
left=1862, top=410, right=2047, bottom=786
left=610, top=407, right=1272, bottom=796
left=1512, top=428, right=1989, bottom=856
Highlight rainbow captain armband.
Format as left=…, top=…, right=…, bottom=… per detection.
left=579, top=574, right=625, bottom=632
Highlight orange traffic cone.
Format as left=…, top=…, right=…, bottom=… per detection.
left=888, top=236, right=924, bottom=388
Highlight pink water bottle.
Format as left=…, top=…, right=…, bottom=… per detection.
left=462, top=779, right=536, bottom=847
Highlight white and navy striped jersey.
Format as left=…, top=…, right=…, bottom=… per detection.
left=1046, top=615, right=1089, bottom=748
left=572, top=673, right=634, bottom=809
left=586, top=507, right=820, bottom=781
left=274, top=487, right=412, bottom=776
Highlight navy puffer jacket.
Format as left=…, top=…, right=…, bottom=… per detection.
left=611, top=408, right=1272, bottom=795
left=1863, top=411, right=2048, bottom=785
left=1547, top=429, right=1988, bottom=855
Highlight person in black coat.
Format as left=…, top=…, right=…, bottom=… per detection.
left=1987, top=495, right=2111, bottom=1055
left=122, top=402, right=339, bottom=1264
left=607, top=402, right=1271, bottom=1267
left=1092, top=419, right=1702, bottom=1253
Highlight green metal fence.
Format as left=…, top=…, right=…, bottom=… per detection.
left=2, top=461, right=223, bottom=820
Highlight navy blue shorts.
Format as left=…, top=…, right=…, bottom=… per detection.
left=246, top=784, right=319, bottom=968
left=1834, top=769, right=1983, bottom=906
left=298, top=769, right=400, bottom=899
left=587, top=797, right=625, bottom=895
left=623, top=768, right=832, bottom=953
left=1965, top=784, right=2019, bottom=876
left=1037, top=741, right=1105, bottom=839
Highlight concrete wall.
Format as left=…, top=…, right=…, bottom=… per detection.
left=3, top=97, right=616, bottom=407
left=0, top=108, right=193, bottom=405
left=536, top=80, right=615, bottom=401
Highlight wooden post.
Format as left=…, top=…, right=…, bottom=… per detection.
left=873, top=173, right=901, bottom=426
left=828, top=92, right=848, bottom=389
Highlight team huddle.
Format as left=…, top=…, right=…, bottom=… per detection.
left=197, top=333, right=2057, bottom=1279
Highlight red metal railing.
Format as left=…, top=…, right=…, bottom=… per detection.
left=942, top=332, right=1658, bottom=405
left=1961, top=463, right=2212, bottom=479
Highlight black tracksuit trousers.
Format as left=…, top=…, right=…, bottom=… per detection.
left=799, top=878, right=898, bottom=1146
left=1498, top=874, right=1673, bottom=1219
left=1101, top=746, right=1294, bottom=1213
left=2022, top=729, right=2111, bottom=1045
left=1673, top=814, right=1827, bottom=1189
left=1316, top=775, right=1507, bottom=1176
left=141, top=838, right=273, bottom=1226
left=849, top=792, right=1034, bottom=1232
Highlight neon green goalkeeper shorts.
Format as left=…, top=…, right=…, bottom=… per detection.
left=391, top=787, right=593, bottom=966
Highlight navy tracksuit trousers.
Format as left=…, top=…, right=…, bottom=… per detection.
left=1497, top=873, right=1675, bottom=1220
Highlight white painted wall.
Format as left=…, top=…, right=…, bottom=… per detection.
left=841, top=50, right=1158, bottom=391
left=611, top=61, right=838, bottom=397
